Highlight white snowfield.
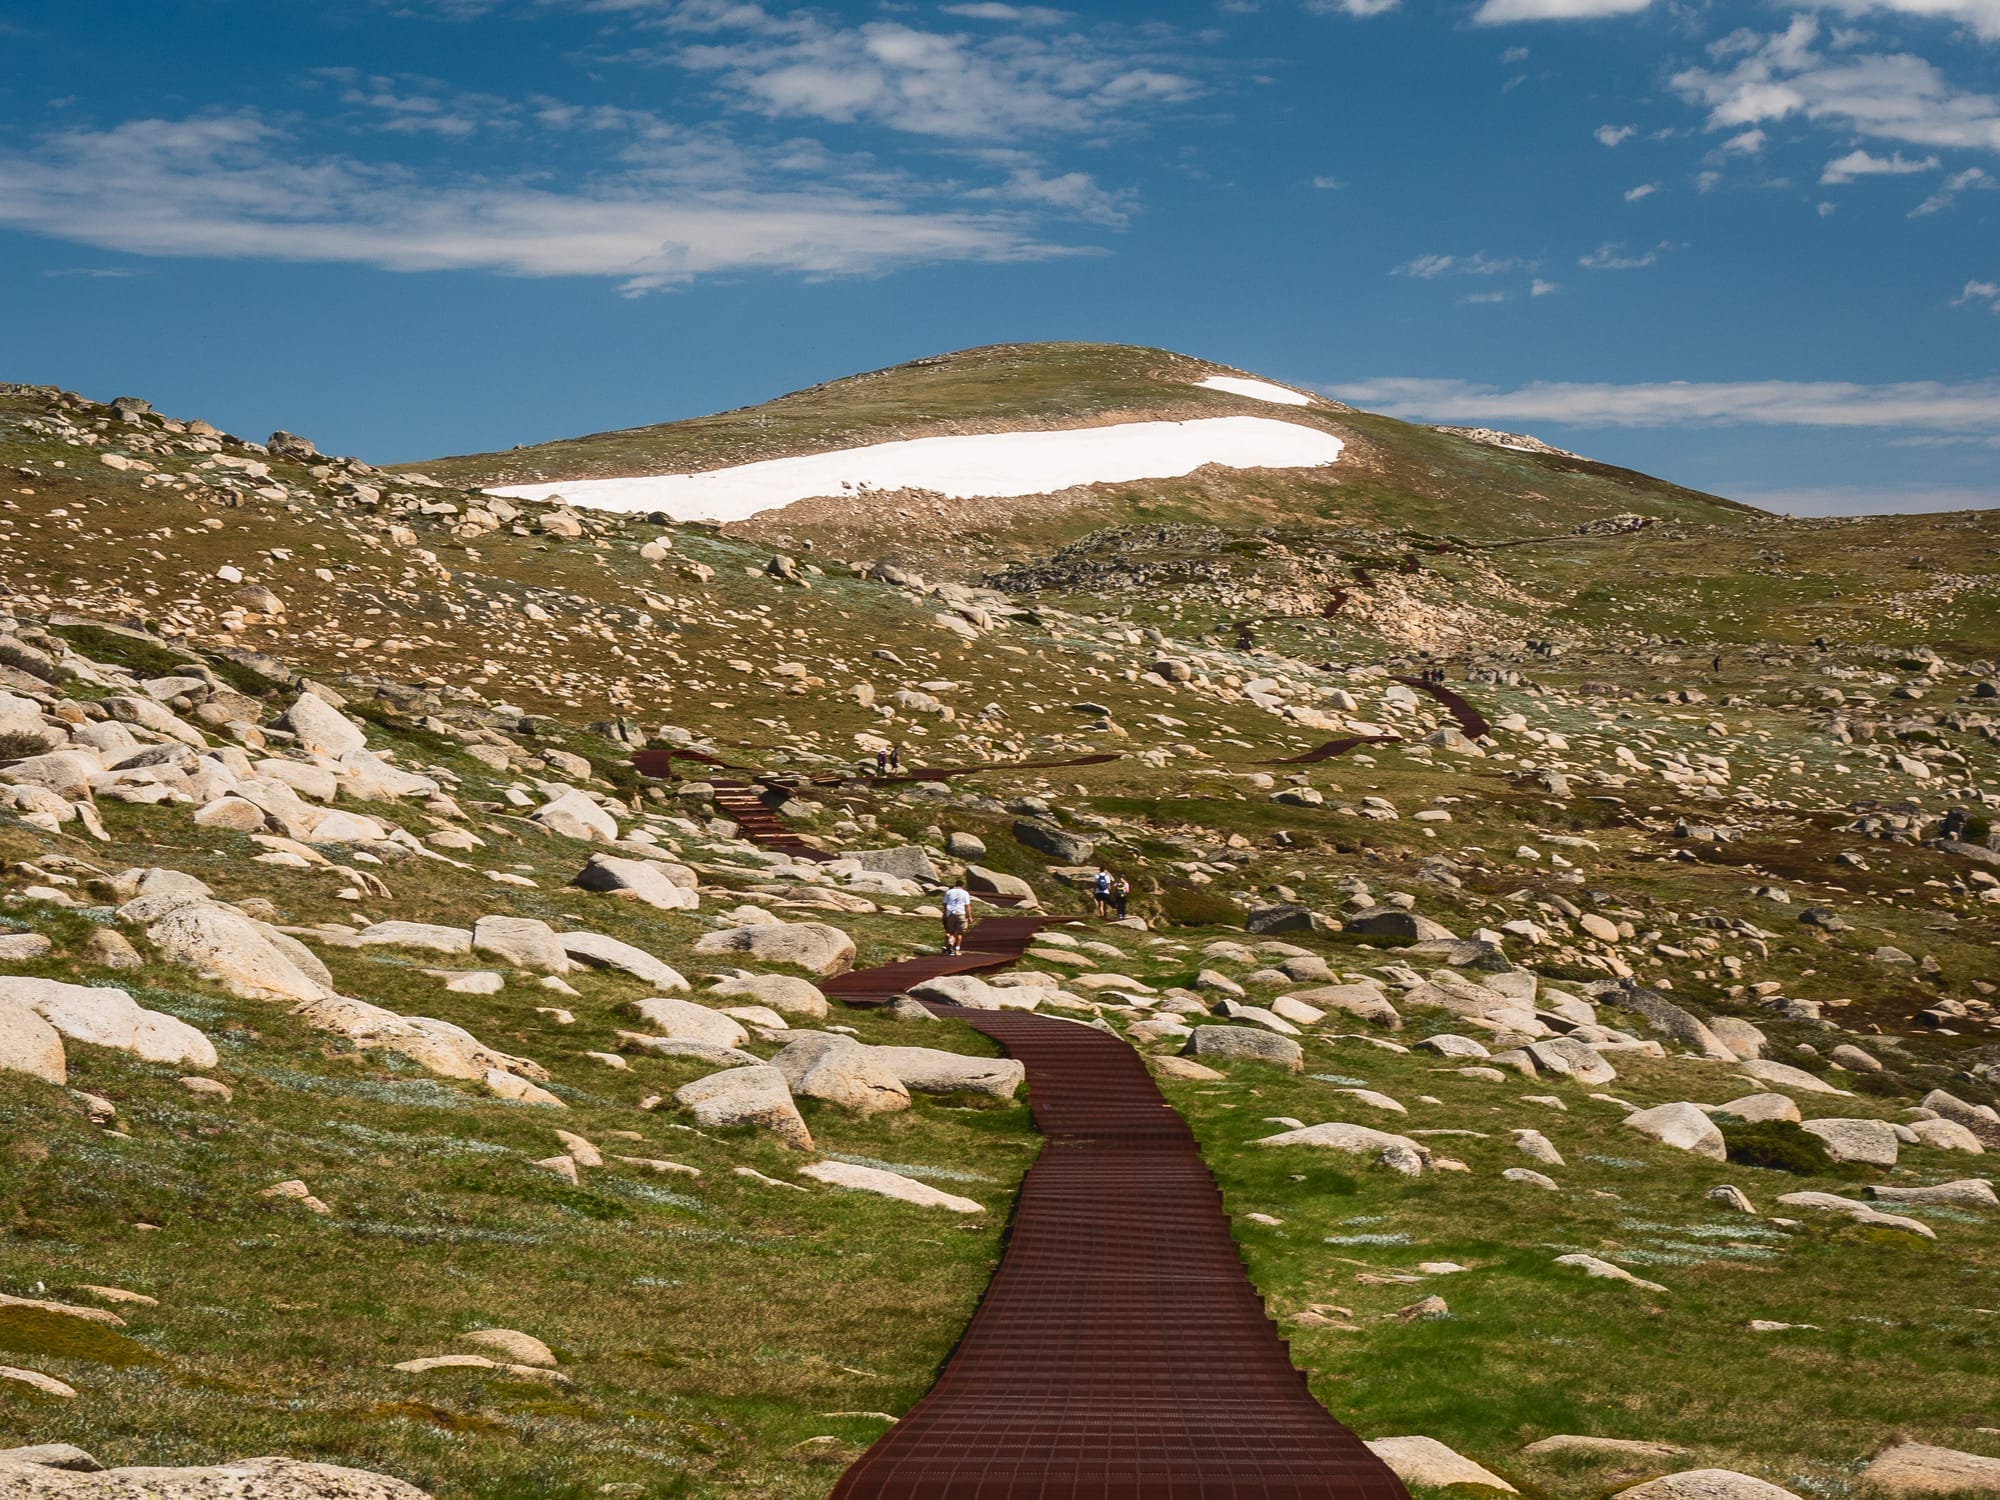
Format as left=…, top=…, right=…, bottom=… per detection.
left=1192, top=375, right=1315, bottom=407
left=486, top=416, right=1343, bottom=526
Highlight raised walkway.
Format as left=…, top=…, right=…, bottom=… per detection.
left=826, top=915, right=1408, bottom=1500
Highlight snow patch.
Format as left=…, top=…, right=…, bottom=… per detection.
left=487, top=416, right=1343, bottom=525
left=1193, top=375, right=1315, bottom=407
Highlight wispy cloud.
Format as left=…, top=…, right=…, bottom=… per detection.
left=1955, top=278, right=2000, bottom=310
left=1392, top=250, right=1529, bottom=277
left=1578, top=239, right=1668, bottom=268
left=1623, top=181, right=1659, bottom=200
left=1914, top=165, right=1993, bottom=213
left=1820, top=147, right=1939, bottom=183
left=660, top=11, right=1203, bottom=140
left=940, top=3, right=1071, bottom=23
left=1595, top=123, right=1637, bottom=146
left=1331, top=373, right=2000, bottom=431
left=0, top=111, right=1079, bottom=294
left=1673, top=17, right=2000, bottom=155
left=1472, top=0, right=1651, bottom=25
left=40, top=266, right=144, bottom=278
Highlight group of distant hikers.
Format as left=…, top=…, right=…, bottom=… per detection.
left=872, top=744, right=903, bottom=774
left=937, top=865, right=1129, bottom=954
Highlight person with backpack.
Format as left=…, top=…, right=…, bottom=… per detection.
left=1112, top=874, right=1130, bottom=920
left=942, top=877, right=972, bottom=956
left=1092, top=868, right=1112, bottom=918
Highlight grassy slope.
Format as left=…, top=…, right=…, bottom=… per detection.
left=408, top=344, right=1758, bottom=557
left=2, top=367, right=1998, bottom=1496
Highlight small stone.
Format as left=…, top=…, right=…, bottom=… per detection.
left=1365, top=1436, right=1517, bottom=1493
left=1553, top=1253, right=1667, bottom=1293
left=461, top=1328, right=556, bottom=1367
left=0, top=1366, right=77, bottom=1399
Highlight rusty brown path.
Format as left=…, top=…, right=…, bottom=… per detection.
left=826, top=918, right=1408, bottom=1500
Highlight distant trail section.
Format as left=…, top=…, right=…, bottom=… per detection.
left=484, top=416, right=1344, bottom=525
left=826, top=915, right=1409, bottom=1500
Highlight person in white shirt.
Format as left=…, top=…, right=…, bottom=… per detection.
left=942, top=880, right=972, bottom=955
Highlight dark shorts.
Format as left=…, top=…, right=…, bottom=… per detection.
left=943, top=912, right=967, bottom=934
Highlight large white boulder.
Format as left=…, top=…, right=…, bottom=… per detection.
left=674, top=1065, right=813, bottom=1149
left=571, top=854, right=700, bottom=911
left=1861, top=1443, right=2000, bottom=1495
left=1365, top=1437, right=1517, bottom=1493
left=706, top=973, right=828, bottom=1018
left=278, top=691, right=368, bottom=757
left=0, top=1455, right=432, bottom=1497
left=1614, top=1471, right=1803, bottom=1500
left=147, top=903, right=329, bottom=1002
left=626, top=997, right=747, bottom=1049
left=771, top=1033, right=911, bottom=1114
left=291, top=994, right=547, bottom=1084
left=1252, top=1121, right=1431, bottom=1175
left=1623, top=1102, right=1727, bottom=1161
left=354, top=922, right=474, bottom=955
left=560, top=932, right=689, bottom=991
left=535, top=790, right=618, bottom=842
left=872, top=1045, right=1025, bottom=1099
left=800, top=1160, right=982, bottom=1213
left=0, top=1000, right=66, bottom=1084
left=0, top=977, right=215, bottom=1068
left=693, top=921, right=856, bottom=977
left=472, top=916, right=571, bottom=973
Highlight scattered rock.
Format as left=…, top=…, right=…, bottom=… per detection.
left=1364, top=1436, right=1517, bottom=1492
left=799, top=1160, right=983, bottom=1213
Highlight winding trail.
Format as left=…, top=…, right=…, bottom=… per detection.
left=827, top=916, right=1408, bottom=1500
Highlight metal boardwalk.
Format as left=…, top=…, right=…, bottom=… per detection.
left=829, top=924, right=1407, bottom=1500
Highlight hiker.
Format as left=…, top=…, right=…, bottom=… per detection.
left=1092, top=868, right=1112, bottom=918
left=1112, top=874, right=1130, bottom=920
left=941, top=878, right=971, bottom=955
left=875, top=747, right=889, bottom=774
left=889, top=743, right=903, bottom=772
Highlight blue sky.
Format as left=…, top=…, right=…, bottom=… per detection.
left=2, top=0, right=1997, bottom=514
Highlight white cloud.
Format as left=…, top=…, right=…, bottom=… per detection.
left=1672, top=18, right=2000, bottom=155
left=1330, top=373, right=2000, bottom=432
left=669, top=13, right=1201, bottom=139
left=1814, top=0, right=2000, bottom=44
left=1913, top=165, right=1993, bottom=212
left=964, top=165, right=1134, bottom=224
left=1501, top=45, right=1532, bottom=61
left=1305, top=0, right=1403, bottom=14
left=1391, top=250, right=1527, bottom=277
left=1531, top=277, right=1559, bottom=294
left=1820, top=147, right=1939, bottom=181
left=940, top=3, right=1071, bottom=22
left=1721, top=127, right=1766, bottom=152
left=1464, top=289, right=1511, bottom=302
left=1473, top=0, right=1650, bottom=25
left=1578, top=239, right=1667, bottom=268
left=0, top=111, right=1076, bottom=294
left=1595, top=123, right=1637, bottom=145
left=1955, top=277, right=2000, bottom=309
left=1311, top=174, right=1348, bottom=188
left=1624, top=181, right=1659, bottom=199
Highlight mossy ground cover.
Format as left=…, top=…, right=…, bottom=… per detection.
left=1161, top=1041, right=2000, bottom=1499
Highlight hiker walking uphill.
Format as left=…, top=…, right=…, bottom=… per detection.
left=1093, top=868, right=1113, bottom=918
left=941, top=877, right=971, bottom=955
left=1112, top=874, right=1130, bottom=920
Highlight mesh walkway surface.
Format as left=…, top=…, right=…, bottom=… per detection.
left=828, top=922, right=1408, bottom=1500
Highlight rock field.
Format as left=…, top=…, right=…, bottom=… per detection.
left=1, top=353, right=1997, bottom=1498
